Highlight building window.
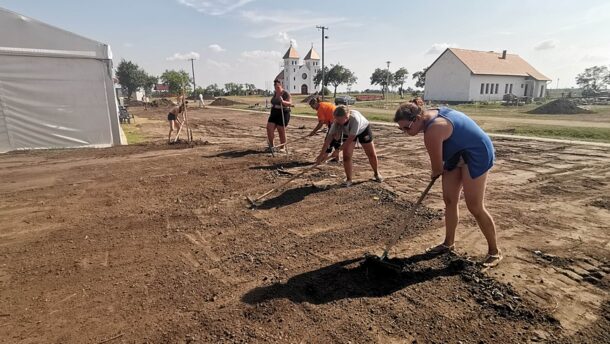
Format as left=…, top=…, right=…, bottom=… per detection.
left=495, top=84, right=499, bottom=94
left=521, top=84, right=524, bottom=88
left=504, top=84, right=508, bottom=94
left=480, top=83, right=485, bottom=94
left=509, top=84, right=513, bottom=93
left=539, top=85, right=545, bottom=97
left=485, top=83, right=489, bottom=94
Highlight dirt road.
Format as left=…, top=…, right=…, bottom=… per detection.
left=1, top=106, right=608, bottom=343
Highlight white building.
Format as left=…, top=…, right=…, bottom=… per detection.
left=424, top=48, right=551, bottom=102
left=275, top=44, right=320, bottom=95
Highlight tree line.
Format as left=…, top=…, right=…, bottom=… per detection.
left=116, top=59, right=429, bottom=100
left=576, top=65, right=610, bottom=97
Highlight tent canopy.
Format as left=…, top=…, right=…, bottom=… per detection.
left=0, top=7, right=124, bottom=153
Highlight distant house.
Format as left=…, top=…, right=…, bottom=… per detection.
left=154, top=84, right=169, bottom=93
left=424, top=48, right=551, bottom=102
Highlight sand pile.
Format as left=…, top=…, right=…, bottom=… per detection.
left=528, top=99, right=594, bottom=114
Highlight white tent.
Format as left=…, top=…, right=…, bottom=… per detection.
left=0, top=7, right=125, bottom=153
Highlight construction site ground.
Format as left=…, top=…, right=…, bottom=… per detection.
left=1, top=105, right=608, bottom=343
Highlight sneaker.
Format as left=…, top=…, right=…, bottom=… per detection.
left=343, top=180, right=353, bottom=187
left=374, top=173, right=384, bottom=183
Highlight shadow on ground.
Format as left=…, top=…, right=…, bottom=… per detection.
left=249, top=161, right=312, bottom=171
left=253, top=185, right=333, bottom=209
left=242, top=252, right=464, bottom=305
left=208, top=149, right=267, bottom=158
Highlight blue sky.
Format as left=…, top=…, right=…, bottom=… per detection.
left=2, top=0, right=609, bottom=91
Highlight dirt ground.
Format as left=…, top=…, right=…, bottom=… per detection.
left=1, top=105, right=609, bottom=343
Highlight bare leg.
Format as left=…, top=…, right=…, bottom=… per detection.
left=342, top=140, right=356, bottom=182
left=462, top=168, right=498, bottom=255
left=277, top=126, right=287, bottom=145
left=361, top=141, right=379, bottom=176
left=442, top=167, right=463, bottom=247
left=266, top=122, right=276, bottom=147
left=168, top=121, right=175, bottom=142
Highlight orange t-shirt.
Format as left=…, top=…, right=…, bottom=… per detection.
left=316, top=102, right=335, bottom=124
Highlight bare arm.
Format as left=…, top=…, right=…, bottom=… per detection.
left=424, top=124, right=449, bottom=179
left=280, top=93, right=292, bottom=107
left=309, top=121, right=324, bottom=136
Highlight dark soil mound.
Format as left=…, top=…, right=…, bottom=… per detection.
left=528, top=99, right=594, bottom=114
left=210, top=98, right=244, bottom=106
left=150, top=98, right=174, bottom=107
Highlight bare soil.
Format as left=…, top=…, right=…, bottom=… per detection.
left=1, top=105, right=608, bottom=343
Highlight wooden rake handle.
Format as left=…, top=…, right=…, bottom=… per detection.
left=381, top=175, right=440, bottom=259
left=251, top=160, right=326, bottom=203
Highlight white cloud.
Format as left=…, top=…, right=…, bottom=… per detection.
left=177, top=0, right=255, bottom=16
left=241, top=10, right=346, bottom=38
left=241, top=50, right=282, bottom=59
left=275, top=32, right=298, bottom=48
left=166, top=51, right=200, bottom=61
left=123, top=42, right=133, bottom=48
left=426, top=43, right=457, bottom=55
left=208, top=44, right=226, bottom=52
left=534, top=40, right=559, bottom=51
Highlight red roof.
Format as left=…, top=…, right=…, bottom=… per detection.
left=155, top=84, right=169, bottom=91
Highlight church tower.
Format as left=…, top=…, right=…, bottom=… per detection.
left=282, top=43, right=299, bottom=93
left=303, top=45, right=320, bottom=95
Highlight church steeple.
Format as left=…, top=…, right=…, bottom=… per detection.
left=282, top=43, right=299, bottom=59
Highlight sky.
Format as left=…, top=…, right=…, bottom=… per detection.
left=1, top=0, right=609, bottom=91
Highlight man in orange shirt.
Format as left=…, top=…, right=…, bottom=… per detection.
left=309, top=97, right=340, bottom=162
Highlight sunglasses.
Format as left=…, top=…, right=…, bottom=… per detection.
left=398, top=120, right=414, bottom=132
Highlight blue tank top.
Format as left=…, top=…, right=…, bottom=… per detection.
left=424, top=107, right=494, bottom=178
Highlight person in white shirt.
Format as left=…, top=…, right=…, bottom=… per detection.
left=316, top=105, right=383, bottom=186
left=198, top=93, right=205, bottom=108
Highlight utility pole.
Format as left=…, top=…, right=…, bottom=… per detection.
left=188, top=58, right=196, bottom=92
left=385, top=60, right=391, bottom=100
left=316, top=25, right=328, bottom=100
left=556, top=78, right=560, bottom=89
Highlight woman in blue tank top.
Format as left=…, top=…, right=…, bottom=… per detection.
left=393, top=101, right=502, bottom=267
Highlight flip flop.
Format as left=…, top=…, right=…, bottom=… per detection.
left=425, top=243, right=455, bottom=255
left=482, top=250, right=503, bottom=267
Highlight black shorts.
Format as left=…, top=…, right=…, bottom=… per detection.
left=268, top=107, right=290, bottom=127
left=167, top=113, right=177, bottom=121
left=325, top=125, right=374, bottom=153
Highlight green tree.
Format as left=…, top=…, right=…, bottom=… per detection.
left=576, top=66, right=609, bottom=97
left=412, top=67, right=428, bottom=89
left=393, top=67, right=409, bottom=98
left=224, top=82, right=243, bottom=96
left=204, top=84, right=222, bottom=97
left=325, top=64, right=357, bottom=98
left=313, top=66, right=330, bottom=90
left=116, top=60, right=147, bottom=99
left=160, top=70, right=191, bottom=95
left=143, top=75, right=158, bottom=96
left=370, top=68, right=393, bottom=96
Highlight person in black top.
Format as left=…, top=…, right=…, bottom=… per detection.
left=267, top=79, right=292, bottom=151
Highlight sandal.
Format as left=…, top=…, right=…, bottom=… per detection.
left=425, top=243, right=455, bottom=255
left=482, top=250, right=503, bottom=267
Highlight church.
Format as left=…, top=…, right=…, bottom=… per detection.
left=275, top=44, right=321, bottom=95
